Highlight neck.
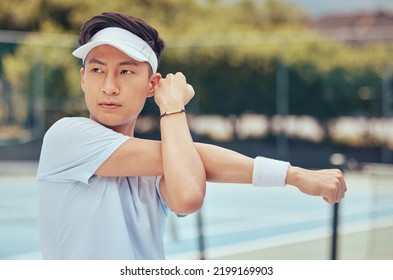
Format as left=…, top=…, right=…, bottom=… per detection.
left=112, top=122, right=136, bottom=136
left=91, top=116, right=136, bottom=137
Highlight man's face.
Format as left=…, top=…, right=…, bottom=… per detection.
left=80, top=44, right=157, bottom=134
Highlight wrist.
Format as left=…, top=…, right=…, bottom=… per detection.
left=285, top=166, right=300, bottom=187
left=158, top=101, right=186, bottom=116
left=160, top=108, right=186, bottom=119
left=252, top=156, right=290, bottom=187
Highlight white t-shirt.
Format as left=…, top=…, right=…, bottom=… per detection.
left=37, top=117, right=168, bottom=259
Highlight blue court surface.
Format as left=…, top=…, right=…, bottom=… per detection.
left=0, top=167, right=392, bottom=260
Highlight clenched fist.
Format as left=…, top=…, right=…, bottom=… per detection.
left=153, top=72, right=194, bottom=115
left=286, top=167, right=347, bottom=204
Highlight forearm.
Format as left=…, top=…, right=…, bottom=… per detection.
left=194, top=144, right=346, bottom=204
left=194, top=143, right=254, bottom=183
left=160, top=113, right=206, bottom=213
left=195, top=143, right=289, bottom=187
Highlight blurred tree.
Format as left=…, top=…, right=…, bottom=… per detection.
left=0, top=0, right=392, bottom=134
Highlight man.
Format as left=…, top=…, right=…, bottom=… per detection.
left=37, top=12, right=346, bottom=260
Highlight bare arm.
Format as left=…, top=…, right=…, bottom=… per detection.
left=97, top=139, right=346, bottom=206
left=155, top=73, right=206, bottom=214
left=194, top=143, right=254, bottom=184
left=195, top=143, right=346, bottom=204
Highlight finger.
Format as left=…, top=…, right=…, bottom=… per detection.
left=335, top=183, right=342, bottom=202
left=174, top=72, right=186, bottom=81
left=337, top=176, right=347, bottom=202
left=323, top=196, right=334, bottom=204
left=323, top=188, right=335, bottom=204
left=186, top=84, right=194, bottom=94
left=336, top=185, right=344, bottom=202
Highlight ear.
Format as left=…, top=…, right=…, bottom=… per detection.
left=80, top=67, right=85, bottom=92
left=147, top=73, right=161, bottom=98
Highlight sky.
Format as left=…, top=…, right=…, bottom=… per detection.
left=284, top=0, right=393, bottom=18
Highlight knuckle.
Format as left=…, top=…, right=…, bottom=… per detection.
left=333, top=178, right=340, bottom=186
left=327, top=185, right=337, bottom=195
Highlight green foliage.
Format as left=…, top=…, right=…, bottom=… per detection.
left=0, top=0, right=392, bottom=129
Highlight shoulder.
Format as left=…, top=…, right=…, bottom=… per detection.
left=44, top=117, right=108, bottom=139
left=47, top=117, right=97, bottom=131
left=42, top=117, right=99, bottom=151
left=43, top=117, right=130, bottom=151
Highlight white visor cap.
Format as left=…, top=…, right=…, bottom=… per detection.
left=72, top=27, right=158, bottom=73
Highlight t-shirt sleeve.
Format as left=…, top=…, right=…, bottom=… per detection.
left=37, top=117, right=130, bottom=184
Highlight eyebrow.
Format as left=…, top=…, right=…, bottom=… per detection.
left=86, top=58, right=140, bottom=67
left=86, top=58, right=105, bottom=65
left=119, top=60, right=139, bottom=67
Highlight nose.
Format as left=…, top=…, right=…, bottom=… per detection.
left=101, top=74, right=119, bottom=96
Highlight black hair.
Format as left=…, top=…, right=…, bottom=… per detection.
left=78, top=12, right=165, bottom=61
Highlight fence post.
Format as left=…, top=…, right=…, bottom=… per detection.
left=329, top=153, right=347, bottom=260
left=196, top=210, right=205, bottom=260
left=331, top=202, right=340, bottom=260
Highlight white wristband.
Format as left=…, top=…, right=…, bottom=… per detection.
left=252, top=156, right=290, bottom=187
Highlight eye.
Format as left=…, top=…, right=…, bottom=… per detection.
left=120, top=69, right=135, bottom=74
left=92, top=67, right=103, bottom=73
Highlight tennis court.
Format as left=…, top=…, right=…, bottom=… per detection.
left=0, top=161, right=392, bottom=260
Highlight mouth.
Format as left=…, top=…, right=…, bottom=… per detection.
left=98, top=101, right=121, bottom=109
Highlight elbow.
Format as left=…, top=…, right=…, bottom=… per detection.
left=172, top=182, right=206, bottom=215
